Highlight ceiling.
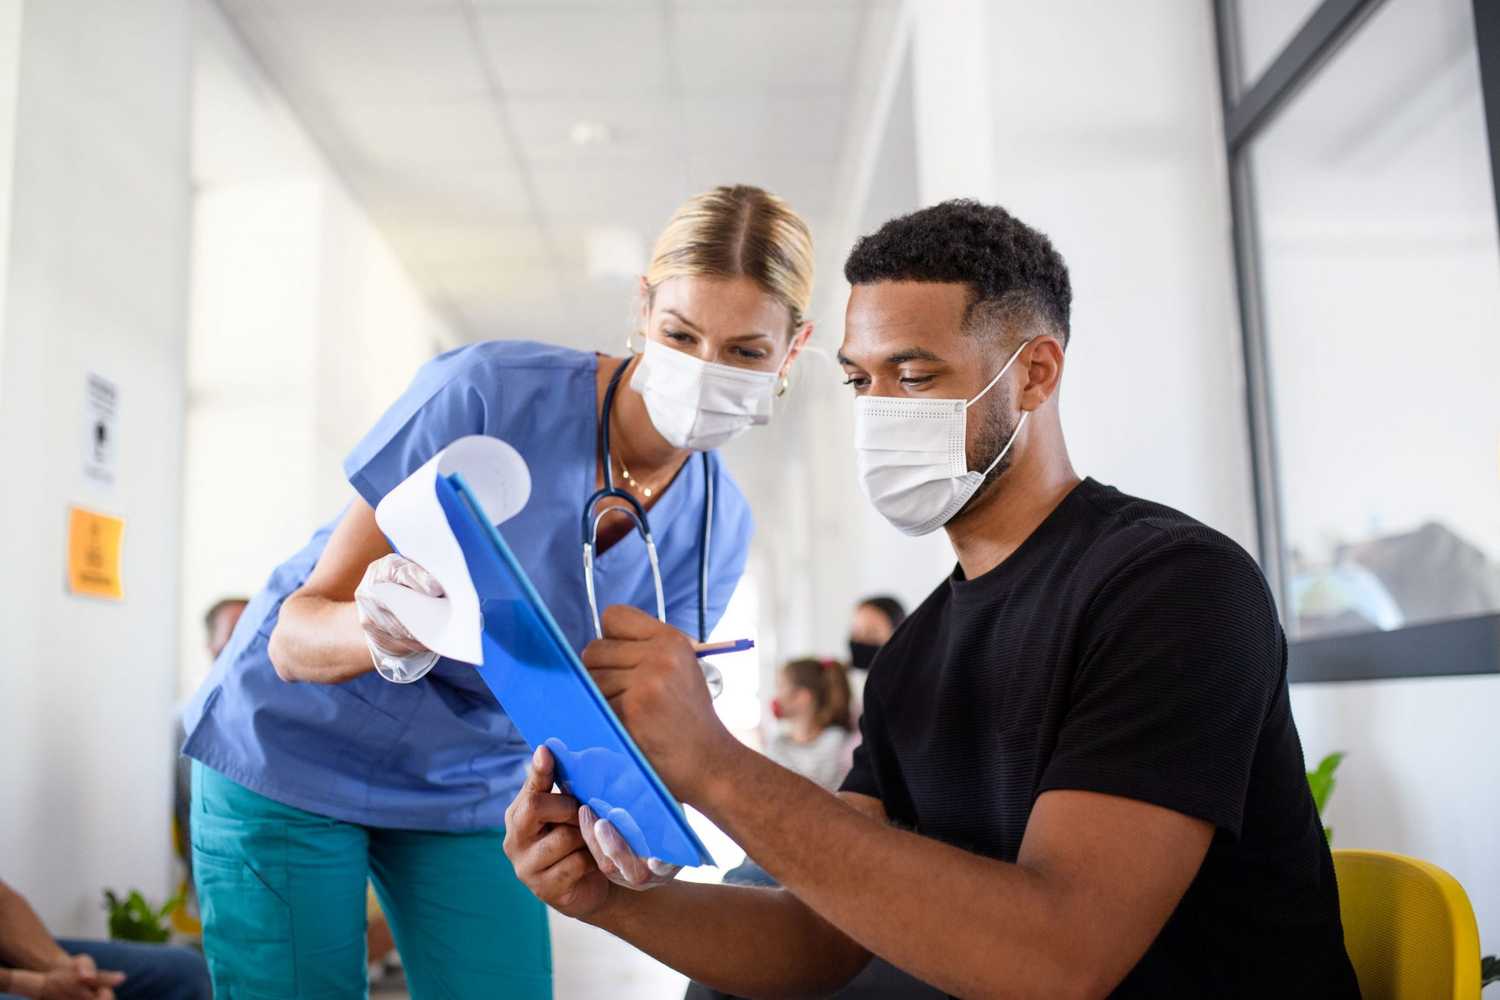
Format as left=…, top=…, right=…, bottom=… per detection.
left=213, top=0, right=893, bottom=346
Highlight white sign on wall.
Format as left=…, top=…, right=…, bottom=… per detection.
left=83, top=372, right=118, bottom=485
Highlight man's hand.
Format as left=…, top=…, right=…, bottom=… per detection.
left=503, top=746, right=614, bottom=920
left=582, top=605, right=741, bottom=802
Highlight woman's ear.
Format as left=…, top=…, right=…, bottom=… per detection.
left=636, top=276, right=652, bottom=338
left=781, top=321, right=814, bottom=376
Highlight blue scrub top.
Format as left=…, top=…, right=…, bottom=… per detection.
left=182, top=340, right=753, bottom=832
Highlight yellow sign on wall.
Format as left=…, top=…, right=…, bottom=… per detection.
left=67, top=506, right=124, bottom=600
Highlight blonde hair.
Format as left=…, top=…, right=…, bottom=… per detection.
left=645, top=185, right=815, bottom=330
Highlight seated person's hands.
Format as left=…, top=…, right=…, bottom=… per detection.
left=503, top=746, right=613, bottom=920
left=28, top=953, right=125, bottom=1000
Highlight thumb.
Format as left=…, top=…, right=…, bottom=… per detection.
left=97, top=970, right=127, bottom=986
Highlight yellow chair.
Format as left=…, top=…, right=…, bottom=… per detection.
left=1332, top=849, right=1482, bottom=1000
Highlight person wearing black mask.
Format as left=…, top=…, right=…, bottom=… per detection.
left=847, top=595, right=905, bottom=672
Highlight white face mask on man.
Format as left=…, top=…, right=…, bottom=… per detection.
left=854, top=339, right=1031, bottom=536
left=631, top=338, right=779, bottom=451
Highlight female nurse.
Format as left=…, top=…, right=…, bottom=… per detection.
left=180, top=184, right=815, bottom=999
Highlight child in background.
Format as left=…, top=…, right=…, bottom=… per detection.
left=764, top=657, right=853, bottom=792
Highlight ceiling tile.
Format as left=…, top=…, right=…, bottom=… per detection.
left=671, top=4, right=861, bottom=96
left=680, top=95, right=845, bottom=163
left=529, top=162, right=685, bottom=231
left=335, top=99, right=513, bottom=169
left=508, top=97, right=683, bottom=168
left=349, top=165, right=535, bottom=225
left=257, top=8, right=489, bottom=102
left=476, top=8, right=672, bottom=96
left=681, top=151, right=839, bottom=223
left=389, top=221, right=547, bottom=269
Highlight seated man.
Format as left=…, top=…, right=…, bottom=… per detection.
left=505, top=201, right=1360, bottom=998
left=0, top=879, right=209, bottom=1000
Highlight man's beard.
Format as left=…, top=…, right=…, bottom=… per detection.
left=952, top=388, right=1021, bottom=522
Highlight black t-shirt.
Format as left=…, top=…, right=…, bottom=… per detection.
left=842, top=479, right=1359, bottom=998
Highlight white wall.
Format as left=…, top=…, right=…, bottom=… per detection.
left=981, top=0, right=1256, bottom=549
left=0, top=0, right=21, bottom=387
left=178, top=0, right=454, bottom=692
left=0, top=0, right=191, bottom=934
left=1292, top=678, right=1500, bottom=945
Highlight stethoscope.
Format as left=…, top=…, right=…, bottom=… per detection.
left=581, top=356, right=715, bottom=644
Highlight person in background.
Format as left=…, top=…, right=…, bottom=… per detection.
left=718, top=658, right=854, bottom=892
left=0, top=879, right=209, bottom=1000
left=765, top=658, right=853, bottom=792
left=203, top=598, right=248, bottom=662
left=846, top=595, right=904, bottom=673
left=842, top=594, right=905, bottom=760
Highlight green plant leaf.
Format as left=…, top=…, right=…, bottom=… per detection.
left=101, top=887, right=175, bottom=943
left=1306, top=752, right=1345, bottom=814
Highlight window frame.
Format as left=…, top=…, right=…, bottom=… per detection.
left=1211, top=0, right=1500, bottom=682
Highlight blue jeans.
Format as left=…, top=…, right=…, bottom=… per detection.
left=0, top=940, right=211, bottom=1000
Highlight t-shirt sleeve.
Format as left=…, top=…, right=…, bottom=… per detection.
left=1038, top=541, right=1283, bottom=838
left=663, top=454, right=753, bottom=638
left=343, top=349, right=490, bottom=509
left=840, top=711, right=882, bottom=800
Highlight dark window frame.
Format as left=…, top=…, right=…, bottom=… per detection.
left=1211, top=0, right=1500, bottom=683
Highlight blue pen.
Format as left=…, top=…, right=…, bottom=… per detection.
left=692, top=638, right=755, bottom=658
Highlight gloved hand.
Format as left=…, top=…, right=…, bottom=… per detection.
left=578, top=803, right=681, bottom=890
left=355, top=553, right=444, bottom=683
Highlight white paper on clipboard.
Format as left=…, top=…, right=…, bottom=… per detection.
left=371, top=435, right=532, bottom=663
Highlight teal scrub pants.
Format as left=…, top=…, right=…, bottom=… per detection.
left=190, top=763, right=551, bottom=999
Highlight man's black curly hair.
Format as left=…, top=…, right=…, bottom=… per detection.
left=843, top=199, right=1072, bottom=345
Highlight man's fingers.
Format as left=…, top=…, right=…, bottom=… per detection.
left=522, top=746, right=555, bottom=795
left=535, top=848, right=595, bottom=901
left=599, top=603, right=669, bottom=640
left=97, top=971, right=126, bottom=986
left=580, top=638, right=644, bottom=671
left=588, top=668, right=632, bottom=699
left=526, top=823, right=588, bottom=872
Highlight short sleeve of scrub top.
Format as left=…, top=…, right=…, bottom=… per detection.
left=344, top=345, right=492, bottom=508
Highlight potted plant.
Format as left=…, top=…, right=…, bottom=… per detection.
left=102, top=888, right=183, bottom=943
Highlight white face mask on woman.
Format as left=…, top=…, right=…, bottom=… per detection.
left=854, top=339, right=1031, bottom=536
left=631, top=338, right=779, bottom=451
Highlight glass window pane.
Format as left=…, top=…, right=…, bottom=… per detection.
left=1250, top=0, right=1500, bottom=640
left=1234, top=0, right=1323, bottom=88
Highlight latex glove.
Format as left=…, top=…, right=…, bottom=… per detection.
left=355, top=553, right=444, bottom=683
left=578, top=803, right=681, bottom=890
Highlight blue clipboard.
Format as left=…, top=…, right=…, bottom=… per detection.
left=434, top=470, right=714, bottom=868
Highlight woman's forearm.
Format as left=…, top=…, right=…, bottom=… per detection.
left=267, top=591, right=373, bottom=684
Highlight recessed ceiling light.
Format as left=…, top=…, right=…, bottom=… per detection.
left=569, top=120, right=612, bottom=148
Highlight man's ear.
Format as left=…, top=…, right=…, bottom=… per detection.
left=1019, top=335, right=1066, bottom=411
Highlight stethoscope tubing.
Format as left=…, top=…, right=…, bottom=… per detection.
left=582, top=356, right=713, bottom=643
